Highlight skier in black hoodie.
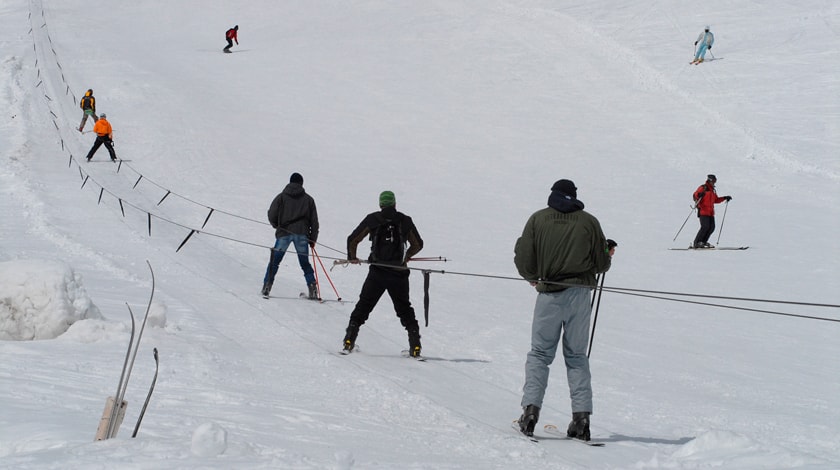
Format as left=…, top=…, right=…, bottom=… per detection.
left=262, top=172, right=319, bottom=299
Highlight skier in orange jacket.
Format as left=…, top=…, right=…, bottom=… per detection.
left=85, top=113, right=117, bottom=162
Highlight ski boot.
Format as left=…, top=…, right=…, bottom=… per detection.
left=566, top=411, right=591, bottom=441
left=342, top=321, right=359, bottom=353
left=261, top=282, right=272, bottom=298
left=517, top=405, right=540, bottom=437
left=408, top=328, right=422, bottom=358
left=307, top=282, right=318, bottom=300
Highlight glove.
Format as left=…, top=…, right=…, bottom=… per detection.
left=724, top=196, right=732, bottom=201
left=694, top=41, right=698, bottom=46
left=708, top=45, right=712, bottom=50
left=697, top=191, right=706, bottom=199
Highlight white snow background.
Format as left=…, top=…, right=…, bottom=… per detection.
left=2, top=0, right=839, bottom=468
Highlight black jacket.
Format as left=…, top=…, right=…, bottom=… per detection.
left=267, top=183, right=318, bottom=242
left=347, top=206, right=423, bottom=264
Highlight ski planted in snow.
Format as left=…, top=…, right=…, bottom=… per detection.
left=131, top=347, right=159, bottom=437
left=543, top=424, right=605, bottom=446
left=94, top=261, right=156, bottom=441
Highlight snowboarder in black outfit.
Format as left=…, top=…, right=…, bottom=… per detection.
left=342, top=191, right=424, bottom=357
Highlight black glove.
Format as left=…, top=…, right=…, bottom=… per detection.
left=694, top=41, right=698, bottom=46
left=708, top=45, right=712, bottom=50
left=697, top=191, right=706, bottom=199
left=724, top=196, right=732, bottom=201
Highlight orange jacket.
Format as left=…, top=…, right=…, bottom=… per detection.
left=693, top=183, right=725, bottom=216
left=93, top=118, right=112, bottom=138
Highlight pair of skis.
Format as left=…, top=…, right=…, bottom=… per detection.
left=94, top=261, right=159, bottom=441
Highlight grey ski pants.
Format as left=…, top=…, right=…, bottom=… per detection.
left=521, top=287, right=593, bottom=413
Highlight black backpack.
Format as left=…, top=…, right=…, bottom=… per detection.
left=370, top=213, right=405, bottom=265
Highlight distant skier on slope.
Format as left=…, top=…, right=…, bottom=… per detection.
left=223, top=25, right=239, bottom=53
left=84, top=113, right=117, bottom=162
left=78, top=89, right=98, bottom=132
left=691, top=174, right=732, bottom=248
left=691, top=26, right=715, bottom=64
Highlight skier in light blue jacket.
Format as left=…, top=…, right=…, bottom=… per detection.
left=692, top=26, right=715, bottom=64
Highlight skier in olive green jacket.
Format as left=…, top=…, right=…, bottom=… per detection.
left=514, top=179, right=614, bottom=441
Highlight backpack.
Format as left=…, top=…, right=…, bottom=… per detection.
left=370, top=213, right=405, bottom=265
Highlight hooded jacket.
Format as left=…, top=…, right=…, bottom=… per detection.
left=514, top=191, right=611, bottom=292
left=267, top=183, right=319, bottom=242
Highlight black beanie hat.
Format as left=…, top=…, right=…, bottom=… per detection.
left=707, top=174, right=717, bottom=182
left=551, top=179, right=577, bottom=198
left=290, top=172, right=303, bottom=184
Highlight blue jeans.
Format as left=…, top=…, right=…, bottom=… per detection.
left=521, top=287, right=593, bottom=413
left=263, top=234, right=315, bottom=286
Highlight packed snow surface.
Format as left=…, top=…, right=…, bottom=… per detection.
left=1, top=0, right=838, bottom=468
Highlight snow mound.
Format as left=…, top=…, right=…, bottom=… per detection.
left=191, top=422, right=228, bottom=457
left=0, top=259, right=102, bottom=340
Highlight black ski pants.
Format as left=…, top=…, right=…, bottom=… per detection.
left=86, top=135, right=116, bottom=161
left=694, top=215, right=716, bottom=245
left=349, top=266, right=419, bottom=333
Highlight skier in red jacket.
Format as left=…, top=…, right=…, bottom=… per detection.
left=692, top=174, right=732, bottom=248
left=223, top=25, right=239, bottom=53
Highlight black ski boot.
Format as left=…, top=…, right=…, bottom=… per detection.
left=518, top=404, right=540, bottom=437
left=343, top=321, right=359, bottom=352
left=407, top=328, right=422, bottom=357
left=566, top=411, right=591, bottom=441
left=261, top=282, right=272, bottom=298
left=307, top=282, right=318, bottom=300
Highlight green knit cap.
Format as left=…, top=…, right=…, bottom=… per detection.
left=379, top=190, right=396, bottom=208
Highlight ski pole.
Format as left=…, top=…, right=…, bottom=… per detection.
left=587, top=272, right=606, bottom=358
left=716, top=200, right=729, bottom=244
left=312, top=246, right=342, bottom=300
left=673, top=204, right=698, bottom=241
left=587, top=239, right=615, bottom=357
